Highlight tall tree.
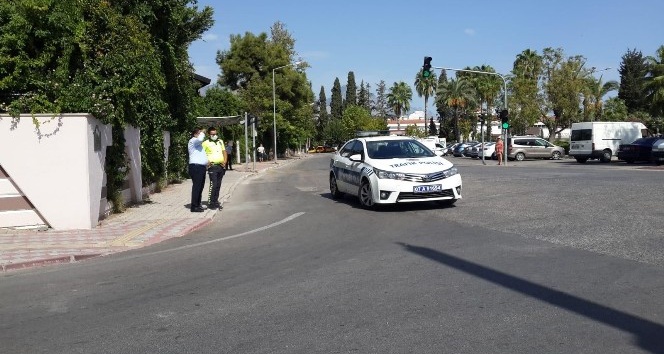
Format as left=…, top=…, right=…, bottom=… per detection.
left=645, top=45, right=664, bottom=119
left=510, top=49, right=544, bottom=134
left=386, top=81, right=412, bottom=131
left=618, top=48, right=649, bottom=113
left=357, top=81, right=372, bottom=112
left=330, top=78, right=343, bottom=119
left=344, top=71, right=357, bottom=109
left=435, top=70, right=451, bottom=135
left=414, top=69, right=437, bottom=125
left=270, top=21, right=297, bottom=59
left=317, top=85, right=329, bottom=141
left=374, top=80, right=389, bottom=120
left=436, top=78, right=476, bottom=142
left=217, top=22, right=314, bottom=157
left=428, top=117, right=437, bottom=136
left=541, top=47, right=587, bottom=139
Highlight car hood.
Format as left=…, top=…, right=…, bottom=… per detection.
left=370, top=157, right=454, bottom=172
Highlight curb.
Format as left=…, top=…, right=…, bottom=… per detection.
left=1, top=253, right=102, bottom=272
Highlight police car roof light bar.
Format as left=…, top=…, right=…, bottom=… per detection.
left=356, top=130, right=391, bottom=137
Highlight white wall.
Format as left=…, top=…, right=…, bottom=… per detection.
left=124, top=125, right=142, bottom=204
left=0, top=113, right=111, bottom=229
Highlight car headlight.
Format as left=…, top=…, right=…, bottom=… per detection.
left=442, top=166, right=458, bottom=178
left=374, top=167, right=406, bottom=180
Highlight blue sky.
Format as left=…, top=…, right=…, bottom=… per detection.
left=188, top=0, right=664, bottom=113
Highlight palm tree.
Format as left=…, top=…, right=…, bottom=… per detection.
left=645, top=45, right=664, bottom=118
left=586, top=76, right=619, bottom=121
left=387, top=81, right=413, bottom=132
left=513, top=49, right=542, bottom=80
left=436, top=78, right=476, bottom=142
left=470, top=65, right=501, bottom=130
left=414, top=70, right=437, bottom=130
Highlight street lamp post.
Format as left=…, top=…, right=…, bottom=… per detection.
left=272, top=61, right=301, bottom=163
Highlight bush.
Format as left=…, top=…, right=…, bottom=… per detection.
left=555, top=140, right=570, bottom=154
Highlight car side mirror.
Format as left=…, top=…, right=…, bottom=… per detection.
left=349, top=154, right=362, bottom=162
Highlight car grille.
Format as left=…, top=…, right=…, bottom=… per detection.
left=397, top=188, right=455, bottom=201
left=402, top=171, right=450, bottom=182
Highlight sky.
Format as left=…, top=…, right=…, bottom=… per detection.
left=188, top=0, right=664, bottom=114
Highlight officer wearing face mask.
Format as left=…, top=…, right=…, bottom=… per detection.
left=202, top=127, right=227, bottom=210
left=188, top=127, right=208, bottom=212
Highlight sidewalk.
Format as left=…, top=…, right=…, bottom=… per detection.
left=0, top=156, right=307, bottom=271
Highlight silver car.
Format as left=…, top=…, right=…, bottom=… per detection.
left=507, top=136, right=565, bottom=161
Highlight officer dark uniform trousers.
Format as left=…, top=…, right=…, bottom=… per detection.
left=202, top=136, right=226, bottom=209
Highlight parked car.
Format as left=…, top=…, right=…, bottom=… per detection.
left=477, top=142, right=497, bottom=159
left=444, top=143, right=459, bottom=156
left=617, top=137, right=664, bottom=164
left=453, top=142, right=477, bottom=157
left=329, top=136, right=462, bottom=208
left=507, top=136, right=565, bottom=161
left=309, top=145, right=337, bottom=153
left=467, top=142, right=485, bottom=159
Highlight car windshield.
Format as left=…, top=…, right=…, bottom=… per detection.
left=367, top=140, right=435, bottom=159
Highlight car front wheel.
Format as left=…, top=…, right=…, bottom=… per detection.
left=551, top=151, right=562, bottom=160
left=358, top=180, right=375, bottom=209
left=330, top=174, right=342, bottom=199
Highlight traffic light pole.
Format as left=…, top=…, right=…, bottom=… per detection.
left=434, top=66, right=508, bottom=166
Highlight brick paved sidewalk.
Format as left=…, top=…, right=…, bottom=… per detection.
left=0, top=155, right=307, bottom=271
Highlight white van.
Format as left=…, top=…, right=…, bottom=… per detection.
left=417, top=137, right=446, bottom=156
left=422, top=136, right=447, bottom=148
left=569, top=122, right=648, bottom=163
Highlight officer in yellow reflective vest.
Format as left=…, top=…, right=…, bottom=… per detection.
left=202, top=127, right=227, bottom=209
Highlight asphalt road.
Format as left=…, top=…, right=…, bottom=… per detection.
left=1, top=154, right=663, bottom=354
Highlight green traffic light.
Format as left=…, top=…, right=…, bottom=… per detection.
left=422, top=71, right=430, bottom=78
left=502, top=122, right=510, bottom=129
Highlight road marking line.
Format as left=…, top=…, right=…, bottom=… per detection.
left=126, top=212, right=306, bottom=258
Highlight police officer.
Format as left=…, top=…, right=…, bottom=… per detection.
left=202, top=127, right=227, bottom=209
left=188, top=128, right=208, bottom=212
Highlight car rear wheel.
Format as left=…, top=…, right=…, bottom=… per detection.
left=330, top=174, right=342, bottom=199
left=600, top=150, right=612, bottom=163
left=515, top=152, right=525, bottom=161
left=551, top=151, right=562, bottom=160
left=358, top=180, right=375, bottom=209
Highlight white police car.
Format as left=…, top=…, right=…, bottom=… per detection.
left=329, top=134, right=462, bottom=209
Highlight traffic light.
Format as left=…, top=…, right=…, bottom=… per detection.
left=422, top=56, right=432, bottom=78
left=500, top=109, right=509, bottom=129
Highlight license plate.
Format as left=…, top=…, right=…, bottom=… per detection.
left=413, top=184, right=442, bottom=193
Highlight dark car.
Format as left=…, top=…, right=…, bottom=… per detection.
left=617, top=137, right=664, bottom=164
left=452, top=142, right=477, bottom=157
